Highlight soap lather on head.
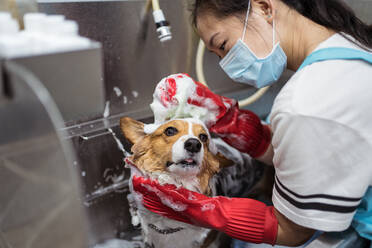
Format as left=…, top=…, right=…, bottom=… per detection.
left=149, top=73, right=230, bottom=127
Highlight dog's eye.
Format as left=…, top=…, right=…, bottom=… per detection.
left=199, top=134, right=208, bottom=142
left=164, top=127, right=178, bottom=136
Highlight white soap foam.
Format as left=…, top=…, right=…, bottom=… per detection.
left=113, top=86, right=122, bottom=97
left=150, top=171, right=201, bottom=193
left=103, top=168, right=125, bottom=184
left=150, top=74, right=220, bottom=126
left=103, top=101, right=110, bottom=118
left=143, top=123, right=161, bottom=134
left=132, top=90, right=139, bottom=98
left=141, top=183, right=187, bottom=212
left=123, top=96, right=128, bottom=104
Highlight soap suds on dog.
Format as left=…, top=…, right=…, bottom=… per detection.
left=150, top=74, right=220, bottom=126
left=141, top=183, right=187, bottom=212
left=143, top=123, right=161, bottom=134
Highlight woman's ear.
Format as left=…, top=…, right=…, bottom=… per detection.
left=120, top=117, right=146, bottom=145
left=252, top=0, right=274, bottom=23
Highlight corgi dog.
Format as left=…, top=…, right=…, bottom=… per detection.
left=120, top=117, right=233, bottom=248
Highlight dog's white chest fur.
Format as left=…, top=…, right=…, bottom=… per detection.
left=138, top=206, right=210, bottom=248
left=128, top=179, right=214, bottom=248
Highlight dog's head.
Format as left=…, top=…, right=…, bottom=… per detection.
left=120, top=117, right=232, bottom=194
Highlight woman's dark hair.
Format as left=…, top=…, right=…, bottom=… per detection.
left=191, top=0, right=372, bottom=49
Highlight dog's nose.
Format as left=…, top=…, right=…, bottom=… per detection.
left=184, top=138, right=202, bottom=153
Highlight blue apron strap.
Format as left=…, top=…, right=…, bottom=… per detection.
left=352, top=187, right=372, bottom=241
left=298, top=47, right=372, bottom=71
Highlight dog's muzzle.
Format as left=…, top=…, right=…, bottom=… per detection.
left=184, top=138, right=202, bottom=154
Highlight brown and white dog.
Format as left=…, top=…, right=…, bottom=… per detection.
left=120, top=117, right=233, bottom=248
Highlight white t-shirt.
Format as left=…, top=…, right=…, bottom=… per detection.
left=270, top=33, right=372, bottom=232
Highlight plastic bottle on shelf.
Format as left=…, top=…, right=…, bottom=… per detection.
left=21, top=13, right=48, bottom=54
left=59, top=20, right=91, bottom=50
left=0, top=11, right=94, bottom=58
left=23, top=14, right=91, bottom=53
left=0, top=12, right=19, bottom=34
left=0, top=12, right=27, bottom=57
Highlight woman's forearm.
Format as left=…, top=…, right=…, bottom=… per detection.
left=256, top=125, right=274, bottom=165
left=274, top=208, right=315, bottom=246
left=257, top=143, right=274, bottom=165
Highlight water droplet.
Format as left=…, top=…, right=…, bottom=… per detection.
left=113, top=86, right=122, bottom=97
left=132, top=91, right=139, bottom=98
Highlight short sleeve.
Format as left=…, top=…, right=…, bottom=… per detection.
left=271, top=112, right=372, bottom=232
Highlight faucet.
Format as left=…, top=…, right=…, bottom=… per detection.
left=150, top=0, right=172, bottom=42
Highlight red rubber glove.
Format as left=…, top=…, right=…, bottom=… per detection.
left=209, top=104, right=272, bottom=158
left=132, top=176, right=278, bottom=245
left=157, top=73, right=271, bottom=158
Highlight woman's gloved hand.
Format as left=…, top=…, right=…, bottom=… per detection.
left=156, top=73, right=271, bottom=158
left=132, top=176, right=278, bottom=245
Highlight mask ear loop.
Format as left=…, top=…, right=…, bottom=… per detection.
left=272, top=18, right=276, bottom=48
left=241, top=0, right=251, bottom=40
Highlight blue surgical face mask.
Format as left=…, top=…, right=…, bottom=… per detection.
left=219, top=1, right=287, bottom=88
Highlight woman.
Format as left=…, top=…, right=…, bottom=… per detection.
left=132, top=0, right=372, bottom=246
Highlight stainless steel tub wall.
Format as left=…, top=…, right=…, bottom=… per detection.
left=9, top=46, right=105, bottom=123
left=0, top=60, right=88, bottom=248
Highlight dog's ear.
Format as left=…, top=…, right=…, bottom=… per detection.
left=215, top=152, right=234, bottom=168
left=120, top=117, right=146, bottom=144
